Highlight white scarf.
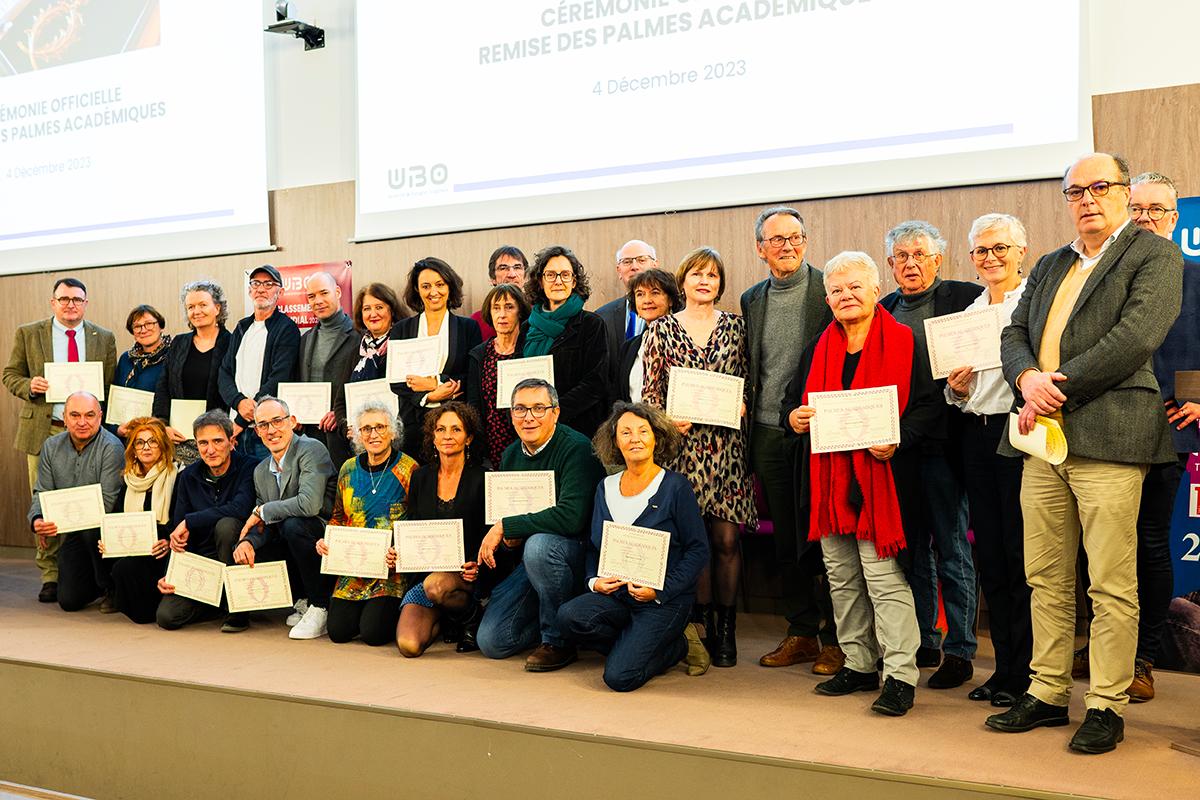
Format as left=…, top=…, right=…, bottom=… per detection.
left=123, top=461, right=178, bottom=524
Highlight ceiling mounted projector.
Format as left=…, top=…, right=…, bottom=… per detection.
left=265, top=1, right=324, bottom=50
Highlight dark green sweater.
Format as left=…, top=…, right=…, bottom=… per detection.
left=499, top=424, right=606, bottom=539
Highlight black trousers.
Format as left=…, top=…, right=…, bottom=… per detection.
left=57, top=529, right=112, bottom=612
left=277, top=516, right=334, bottom=609
left=328, top=596, right=401, bottom=646
left=111, top=554, right=168, bottom=624
left=157, top=517, right=256, bottom=630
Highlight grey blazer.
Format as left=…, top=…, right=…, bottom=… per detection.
left=250, top=434, right=337, bottom=544
left=594, top=295, right=629, bottom=388
left=999, top=224, right=1183, bottom=464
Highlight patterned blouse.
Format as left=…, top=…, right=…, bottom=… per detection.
left=480, top=339, right=520, bottom=466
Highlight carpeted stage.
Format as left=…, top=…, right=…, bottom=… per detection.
left=0, top=556, right=1195, bottom=800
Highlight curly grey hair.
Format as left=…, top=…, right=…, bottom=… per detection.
left=180, top=279, right=230, bottom=329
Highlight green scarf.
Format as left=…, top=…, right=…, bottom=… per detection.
left=524, top=293, right=585, bottom=357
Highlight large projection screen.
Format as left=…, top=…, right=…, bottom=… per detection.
left=355, top=0, right=1090, bottom=241
left=0, top=0, right=271, bottom=274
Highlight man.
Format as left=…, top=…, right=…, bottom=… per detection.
left=880, top=220, right=983, bottom=689
left=595, top=239, right=658, bottom=385
left=156, top=410, right=257, bottom=631
left=27, top=392, right=124, bottom=612
left=987, top=153, right=1183, bottom=755
left=472, top=245, right=528, bottom=340
left=741, top=206, right=840, bottom=674
left=297, top=272, right=358, bottom=467
left=4, top=278, right=117, bottom=603
left=218, top=265, right=300, bottom=461
left=475, top=378, right=607, bottom=671
left=233, top=397, right=337, bottom=638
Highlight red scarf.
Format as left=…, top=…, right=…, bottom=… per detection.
left=804, top=306, right=912, bottom=558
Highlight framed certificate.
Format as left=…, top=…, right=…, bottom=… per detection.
left=278, top=382, right=332, bottom=425
left=169, top=399, right=207, bottom=435
left=100, top=511, right=158, bottom=558
left=44, top=361, right=105, bottom=403
left=344, top=378, right=399, bottom=418
left=394, top=520, right=465, bottom=572
left=496, top=356, right=555, bottom=408
left=105, top=385, right=154, bottom=426
left=223, top=561, right=294, bottom=612
left=385, top=337, right=441, bottom=383
left=1007, top=413, right=1068, bottom=465
left=808, top=386, right=901, bottom=454
left=320, top=525, right=392, bottom=580
left=38, top=483, right=105, bottom=534
left=164, top=551, right=225, bottom=607
left=485, top=470, right=556, bottom=524
left=598, top=521, right=671, bottom=591
left=665, top=367, right=744, bottom=429
left=923, top=306, right=1003, bottom=380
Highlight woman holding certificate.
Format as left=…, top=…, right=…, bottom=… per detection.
left=781, top=251, right=941, bottom=717
left=641, top=247, right=756, bottom=668
left=945, top=213, right=1032, bottom=706
left=390, top=259, right=483, bottom=461
left=466, top=284, right=530, bottom=466
left=617, top=269, right=683, bottom=404
left=112, top=305, right=171, bottom=437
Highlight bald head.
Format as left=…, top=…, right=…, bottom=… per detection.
left=615, top=239, right=658, bottom=286
left=64, top=391, right=102, bottom=446
left=305, top=271, right=343, bottom=321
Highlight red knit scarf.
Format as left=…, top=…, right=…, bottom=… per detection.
left=804, top=306, right=913, bottom=558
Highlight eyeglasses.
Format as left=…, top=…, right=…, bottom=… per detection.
left=762, top=234, right=806, bottom=249
left=132, top=321, right=159, bottom=332
left=890, top=250, right=936, bottom=265
left=511, top=404, right=556, bottom=419
left=248, top=279, right=279, bottom=289
left=1129, top=204, right=1175, bottom=221
left=54, top=297, right=86, bottom=306
left=253, top=416, right=290, bottom=432
left=1062, top=180, right=1127, bottom=202
left=542, top=271, right=575, bottom=285
left=617, top=255, right=655, bottom=268
left=970, top=243, right=1014, bottom=261
left=495, top=264, right=525, bottom=273
left=359, top=423, right=390, bottom=437
left=133, top=439, right=160, bottom=450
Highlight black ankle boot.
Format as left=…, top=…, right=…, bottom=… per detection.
left=691, top=602, right=713, bottom=653
left=455, top=601, right=484, bottom=653
left=711, top=605, right=737, bottom=668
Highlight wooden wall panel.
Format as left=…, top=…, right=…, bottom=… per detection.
left=0, top=84, right=1191, bottom=547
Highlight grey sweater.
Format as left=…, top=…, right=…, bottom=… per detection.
left=28, top=428, right=125, bottom=528
left=755, top=268, right=810, bottom=427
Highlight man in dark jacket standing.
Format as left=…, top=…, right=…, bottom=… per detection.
left=296, top=272, right=358, bottom=468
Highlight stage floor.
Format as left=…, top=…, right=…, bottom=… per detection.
left=1, top=556, right=1196, bottom=798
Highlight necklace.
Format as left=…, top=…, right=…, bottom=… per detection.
left=367, top=451, right=394, bottom=495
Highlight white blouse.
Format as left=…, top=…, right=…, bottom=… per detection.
left=945, top=279, right=1027, bottom=416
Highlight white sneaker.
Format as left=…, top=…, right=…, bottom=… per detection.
left=285, top=598, right=309, bottom=627
left=288, top=605, right=328, bottom=640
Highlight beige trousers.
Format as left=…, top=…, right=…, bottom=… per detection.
left=27, top=453, right=60, bottom=583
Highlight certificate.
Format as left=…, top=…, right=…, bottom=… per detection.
left=1007, top=413, right=1068, bottom=465
left=598, top=521, right=670, bottom=591
left=385, top=337, right=441, bottom=382
left=1176, top=371, right=1200, bottom=404
left=169, top=399, right=207, bottom=435
left=44, top=361, right=104, bottom=403
left=485, top=470, right=556, bottom=524
left=164, top=551, right=225, bottom=607
left=496, top=356, right=555, bottom=408
left=105, top=385, right=154, bottom=426
left=394, top=520, right=465, bottom=572
left=665, top=367, right=744, bottom=429
left=344, top=378, right=399, bottom=418
left=38, top=483, right=105, bottom=534
left=223, top=561, right=294, bottom=612
left=100, top=511, right=158, bottom=558
left=320, top=525, right=392, bottom=579
left=808, top=386, right=901, bottom=454
left=923, top=306, right=1003, bottom=380
left=278, top=382, right=332, bottom=425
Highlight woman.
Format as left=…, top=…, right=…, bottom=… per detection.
left=395, top=402, right=492, bottom=657
left=114, top=305, right=171, bottom=437
left=617, top=268, right=683, bottom=403
left=105, top=417, right=179, bottom=624
left=466, top=284, right=531, bottom=466
left=389, top=258, right=482, bottom=460
left=946, top=214, right=1032, bottom=706
left=152, top=280, right=231, bottom=465
left=523, top=245, right=609, bottom=438
left=316, top=402, right=418, bottom=646
left=347, top=282, right=406, bottom=384
left=781, top=251, right=941, bottom=717
left=556, top=402, right=710, bottom=691
left=641, top=248, right=755, bottom=668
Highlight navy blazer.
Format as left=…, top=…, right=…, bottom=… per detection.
left=388, top=313, right=482, bottom=426
left=586, top=470, right=709, bottom=606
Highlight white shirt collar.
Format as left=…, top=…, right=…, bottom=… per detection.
left=521, top=427, right=556, bottom=457
left=1070, top=218, right=1131, bottom=262
left=52, top=318, right=83, bottom=334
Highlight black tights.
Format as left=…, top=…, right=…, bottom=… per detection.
left=694, top=517, right=741, bottom=607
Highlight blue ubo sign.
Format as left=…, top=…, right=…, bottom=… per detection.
left=1174, top=196, right=1200, bottom=265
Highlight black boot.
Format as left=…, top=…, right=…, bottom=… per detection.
left=690, top=602, right=713, bottom=653
left=455, top=601, right=484, bottom=653
left=711, top=604, right=737, bottom=668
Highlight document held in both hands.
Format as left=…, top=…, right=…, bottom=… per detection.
left=1007, top=413, right=1068, bottom=465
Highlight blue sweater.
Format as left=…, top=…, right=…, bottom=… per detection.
left=1152, top=262, right=1200, bottom=454
left=171, top=450, right=258, bottom=559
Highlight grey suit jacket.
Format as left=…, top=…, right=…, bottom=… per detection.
left=250, top=434, right=337, bottom=546
left=999, top=224, right=1183, bottom=463
left=595, top=295, right=629, bottom=388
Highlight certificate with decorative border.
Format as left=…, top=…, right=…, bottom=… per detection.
left=277, top=382, right=332, bottom=425
left=164, top=551, right=225, bottom=607
left=344, top=378, right=399, bottom=418
left=923, top=306, right=1002, bottom=380
left=223, top=561, right=294, bottom=612
left=169, top=399, right=207, bottom=435
left=39, top=483, right=105, bottom=534
left=320, top=525, right=392, bottom=579
left=385, top=337, right=441, bottom=383
left=105, top=385, right=154, bottom=426
left=496, top=356, right=555, bottom=408
left=100, top=511, right=158, bottom=558
left=598, top=521, right=670, bottom=591
left=808, top=386, right=901, bottom=454
left=485, top=471, right=556, bottom=524
left=44, top=361, right=104, bottom=403
left=394, top=520, right=465, bottom=573
left=665, top=367, right=744, bottom=429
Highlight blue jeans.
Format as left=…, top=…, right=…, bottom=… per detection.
left=910, top=453, right=978, bottom=659
left=477, top=533, right=584, bottom=657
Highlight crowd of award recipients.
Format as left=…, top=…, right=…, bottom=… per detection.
left=5, top=153, right=1199, bottom=755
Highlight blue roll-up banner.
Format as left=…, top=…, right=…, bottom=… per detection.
left=1174, top=196, right=1200, bottom=265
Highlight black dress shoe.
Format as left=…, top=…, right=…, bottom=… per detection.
left=916, top=646, right=942, bottom=668
left=1068, top=708, right=1124, bottom=754
left=985, top=693, right=1069, bottom=732
left=990, top=688, right=1019, bottom=707
left=221, top=612, right=249, bottom=633
left=872, top=676, right=916, bottom=716
left=814, top=667, right=880, bottom=696
left=928, top=654, right=973, bottom=689
left=38, top=582, right=58, bottom=603
left=968, top=673, right=1004, bottom=702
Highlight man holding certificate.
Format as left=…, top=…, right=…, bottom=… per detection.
left=475, top=378, right=607, bottom=672
left=296, top=272, right=359, bottom=468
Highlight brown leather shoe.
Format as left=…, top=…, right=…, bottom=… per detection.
left=812, top=644, right=846, bottom=675
left=1127, top=659, right=1154, bottom=703
left=524, top=643, right=577, bottom=673
left=759, top=635, right=820, bottom=667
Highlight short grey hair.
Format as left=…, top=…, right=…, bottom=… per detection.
left=192, top=409, right=234, bottom=438
left=614, top=239, right=657, bottom=261
left=822, top=252, right=881, bottom=292
left=254, top=395, right=290, bottom=418
left=754, top=206, right=805, bottom=242
left=1063, top=152, right=1130, bottom=187
left=512, top=378, right=559, bottom=407
left=349, top=401, right=402, bottom=451
left=180, top=279, right=230, bottom=328
left=885, top=220, right=946, bottom=256
left=1132, top=171, right=1178, bottom=202
left=968, top=213, right=1028, bottom=249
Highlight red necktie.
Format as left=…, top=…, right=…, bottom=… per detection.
left=66, top=329, right=79, bottom=362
